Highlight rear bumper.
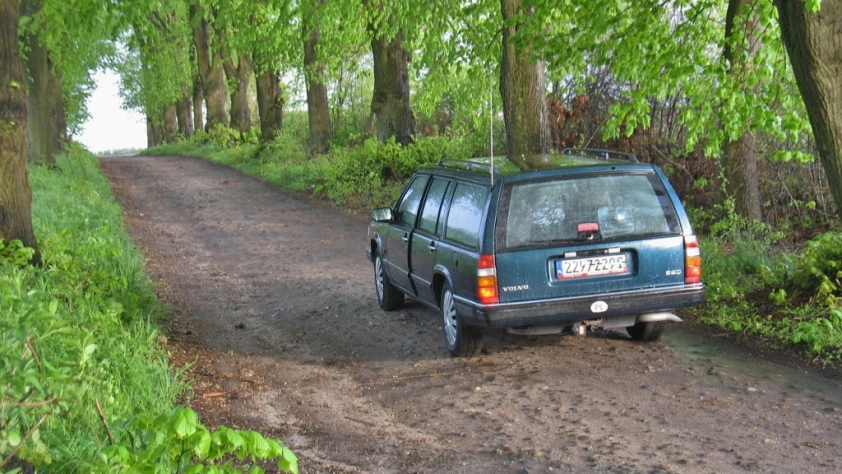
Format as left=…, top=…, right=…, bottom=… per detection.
left=455, top=284, right=705, bottom=327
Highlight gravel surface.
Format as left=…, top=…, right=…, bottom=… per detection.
left=100, top=154, right=842, bottom=473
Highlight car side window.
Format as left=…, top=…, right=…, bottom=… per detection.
left=396, top=175, right=430, bottom=227
left=444, top=183, right=488, bottom=249
left=418, top=178, right=450, bottom=234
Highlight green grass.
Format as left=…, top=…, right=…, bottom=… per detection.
left=2, top=144, right=182, bottom=470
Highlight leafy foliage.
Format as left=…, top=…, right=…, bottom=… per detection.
left=87, top=407, right=298, bottom=474
left=526, top=0, right=811, bottom=159
left=766, top=232, right=842, bottom=307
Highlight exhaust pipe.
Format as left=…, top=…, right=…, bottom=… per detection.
left=636, top=312, right=682, bottom=323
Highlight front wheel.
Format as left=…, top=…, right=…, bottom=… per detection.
left=374, top=251, right=404, bottom=311
left=441, top=284, right=482, bottom=357
left=626, top=321, right=664, bottom=341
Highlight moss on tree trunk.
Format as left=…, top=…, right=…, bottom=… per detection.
left=256, top=67, right=284, bottom=143
left=370, top=28, right=415, bottom=146
left=776, top=0, right=842, bottom=220
left=0, top=0, right=40, bottom=264
left=304, top=25, right=331, bottom=154
left=500, top=0, right=550, bottom=167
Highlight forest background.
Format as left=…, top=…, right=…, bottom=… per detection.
left=2, top=0, right=842, bottom=471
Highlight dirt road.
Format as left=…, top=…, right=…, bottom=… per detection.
left=100, top=155, right=842, bottom=473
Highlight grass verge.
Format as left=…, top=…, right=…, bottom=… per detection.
left=2, top=144, right=297, bottom=473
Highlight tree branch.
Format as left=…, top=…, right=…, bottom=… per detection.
left=0, top=412, right=49, bottom=469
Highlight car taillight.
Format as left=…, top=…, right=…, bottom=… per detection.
left=684, top=235, right=702, bottom=284
left=478, top=254, right=499, bottom=304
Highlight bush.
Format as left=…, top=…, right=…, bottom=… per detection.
left=208, top=124, right=242, bottom=148
left=768, top=232, right=842, bottom=307
left=316, top=136, right=474, bottom=207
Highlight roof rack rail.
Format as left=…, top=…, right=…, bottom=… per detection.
left=562, top=148, right=639, bottom=163
left=437, top=158, right=497, bottom=173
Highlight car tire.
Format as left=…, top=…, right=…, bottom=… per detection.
left=374, top=251, right=404, bottom=311
left=626, top=321, right=664, bottom=341
left=441, top=283, right=482, bottom=357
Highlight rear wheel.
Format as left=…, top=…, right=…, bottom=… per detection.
left=626, top=321, right=664, bottom=341
left=441, top=284, right=482, bottom=357
left=374, top=251, right=404, bottom=311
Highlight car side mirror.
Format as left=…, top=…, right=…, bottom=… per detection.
left=371, top=207, right=394, bottom=222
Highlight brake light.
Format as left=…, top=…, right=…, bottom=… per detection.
left=477, top=254, right=499, bottom=304
left=684, top=235, right=702, bottom=284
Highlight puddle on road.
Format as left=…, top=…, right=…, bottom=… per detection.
left=663, top=328, right=842, bottom=403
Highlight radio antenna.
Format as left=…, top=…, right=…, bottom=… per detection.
left=489, top=67, right=494, bottom=187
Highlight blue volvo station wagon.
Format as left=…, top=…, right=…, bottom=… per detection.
left=366, top=148, right=705, bottom=357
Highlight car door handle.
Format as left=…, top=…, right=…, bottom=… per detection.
left=428, top=241, right=437, bottom=252
left=401, top=233, right=409, bottom=243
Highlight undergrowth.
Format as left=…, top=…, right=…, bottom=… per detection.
left=1, top=144, right=297, bottom=473
left=687, top=199, right=842, bottom=362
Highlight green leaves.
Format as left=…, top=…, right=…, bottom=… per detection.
left=521, top=0, right=810, bottom=160
left=90, top=407, right=298, bottom=473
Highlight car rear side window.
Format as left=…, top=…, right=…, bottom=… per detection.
left=499, top=173, right=680, bottom=249
left=445, top=183, right=488, bottom=249
left=396, top=175, right=430, bottom=226
left=418, top=178, right=450, bottom=234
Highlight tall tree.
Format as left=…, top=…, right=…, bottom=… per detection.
left=176, top=94, right=194, bottom=137
left=22, top=0, right=64, bottom=166
left=162, top=103, right=178, bottom=142
left=216, top=0, right=295, bottom=143
left=0, top=0, right=41, bottom=264
left=370, top=27, right=415, bottom=145
left=191, top=2, right=228, bottom=129
left=192, top=69, right=204, bottom=133
left=256, top=67, right=284, bottom=141
left=500, top=0, right=550, bottom=166
left=776, top=0, right=842, bottom=219
left=721, top=0, right=763, bottom=220
left=220, top=30, right=253, bottom=133
left=303, top=18, right=331, bottom=153
left=365, top=1, right=415, bottom=145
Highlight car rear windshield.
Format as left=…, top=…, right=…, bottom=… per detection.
left=497, top=172, right=681, bottom=250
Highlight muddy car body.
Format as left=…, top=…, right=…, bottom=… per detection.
left=367, top=149, right=705, bottom=356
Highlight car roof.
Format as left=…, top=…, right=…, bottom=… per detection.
left=418, top=149, right=654, bottom=184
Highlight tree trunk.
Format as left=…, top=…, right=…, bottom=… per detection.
left=222, top=48, right=253, bottom=133
left=52, top=70, right=67, bottom=145
left=0, top=0, right=40, bottom=263
left=776, top=0, right=842, bottom=219
left=146, top=114, right=162, bottom=147
left=721, top=0, right=763, bottom=221
left=256, top=66, right=284, bottom=142
left=304, top=24, right=332, bottom=154
left=191, top=2, right=228, bottom=130
left=500, top=0, right=550, bottom=168
left=722, top=133, right=762, bottom=220
left=162, top=104, right=178, bottom=143
left=176, top=95, right=193, bottom=137
left=192, top=73, right=204, bottom=133
left=370, top=26, right=414, bottom=146
left=22, top=0, right=61, bottom=166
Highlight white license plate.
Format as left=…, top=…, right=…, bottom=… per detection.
left=556, top=254, right=629, bottom=279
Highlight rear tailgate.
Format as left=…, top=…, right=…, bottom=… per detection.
left=495, top=236, right=685, bottom=302
left=494, top=169, right=686, bottom=303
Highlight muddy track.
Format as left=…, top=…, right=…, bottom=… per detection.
left=100, top=155, right=842, bottom=473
